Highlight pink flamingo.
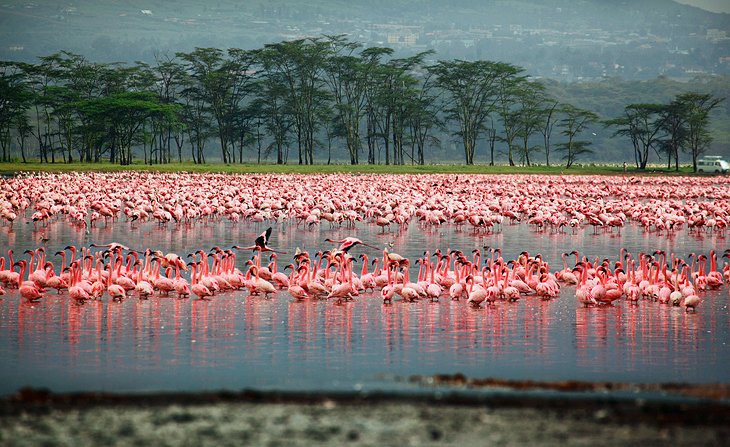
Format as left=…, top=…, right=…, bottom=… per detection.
left=44, top=262, right=68, bottom=294
left=233, top=227, right=286, bottom=254
left=152, top=261, right=175, bottom=296
left=18, top=261, right=43, bottom=302
left=426, top=260, right=442, bottom=301
left=325, top=236, right=379, bottom=253
left=172, top=263, right=190, bottom=297
left=68, top=261, right=91, bottom=303
left=466, top=275, right=487, bottom=307
left=248, top=255, right=276, bottom=298
left=190, top=262, right=213, bottom=300
left=284, top=264, right=309, bottom=300
left=269, top=253, right=290, bottom=289
left=106, top=264, right=126, bottom=302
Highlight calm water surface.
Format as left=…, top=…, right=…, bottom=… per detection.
left=0, top=217, right=728, bottom=395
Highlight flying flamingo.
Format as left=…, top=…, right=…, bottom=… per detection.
left=233, top=227, right=286, bottom=254
left=325, top=237, right=379, bottom=253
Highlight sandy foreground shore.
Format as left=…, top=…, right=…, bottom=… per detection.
left=1, top=388, right=729, bottom=446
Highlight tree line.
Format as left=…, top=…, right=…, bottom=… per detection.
left=0, top=35, right=723, bottom=169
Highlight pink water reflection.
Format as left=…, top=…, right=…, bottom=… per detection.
left=1, top=213, right=729, bottom=393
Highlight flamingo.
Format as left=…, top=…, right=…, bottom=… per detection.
left=284, top=264, right=309, bottom=300
left=358, top=254, right=377, bottom=292
left=425, top=260, right=442, bottom=301
left=135, top=278, right=155, bottom=299
left=327, top=256, right=355, bottom=303
left=152, top=261, right=175, bottom=296
left=269, top=253, right=290, bottom=289
left=466, top=275, right=487, bottom=307
left=249, top=262, right=276, bottom=298
left=682, top=294, right=700, bottom=312
left=17, top=261, right=43, bottom=302
left=106, top=266, right=126, bottom=302
left=68, top=261, right=91, bottom=303
left=325, top=236, right=379, bottom=254
left=190, top=262, right=214, bottom=300
left=233, top=227, right=286, bottom=254
left=172, top=264, right=190, bottom=298
left=575, top=266, right=596, bottom=307
left=501, top=267, right=520, bottom=302
left=44, top=262, right=68, bottom=294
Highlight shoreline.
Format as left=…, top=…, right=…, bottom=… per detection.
left=2, top=387, right=728, bottom=446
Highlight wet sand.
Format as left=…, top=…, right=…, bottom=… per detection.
left=1, top=388, right=728, bottom=446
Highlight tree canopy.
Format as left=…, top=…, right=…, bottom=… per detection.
left=0, top=37, right=726, bottom=168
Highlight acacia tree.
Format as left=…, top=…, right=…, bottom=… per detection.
left=177, top=48, right=255, bottom=164
left=494, top=65, right=528, bottom=166
left=367, top=59, right=398, bottom=165
left=406, top=70, right=442, bottom=165
left=146, top=54, right=187, bottom=163
left=677, top=92, right=724, bottom=172
left=58, top=52, right=112, bottom=163
left=604, top=103, right=664, bottom=169
left=430, top=60, right=519, bottom=165
left=658, top=100, right=687, bottom=171
left=556, top=104, right=598, bottom=168
left=370, top=52, right=431, bottom=165
left=13, top=113, right=32, bottom=163
left=26, top=54, right=67, bottom=163
left=486, top=116, right=498, bottom=166
left=177, top=69, right=212, bottom=164
left=513, top=80, right=546, bottom=166
left=253, top=74, right=293, bottom=164
left=256, top=38, right=331, bottom=165
left=539, top=100, right=559, bottom=166
left=74, top=91, right=179, bottom=165
left=322, top=36, right=392, bottom=165
left=0, top=62, right=32, bottom=162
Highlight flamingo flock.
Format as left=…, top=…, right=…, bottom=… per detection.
left=0, top=171, right=728, bottom=314
left=0, top=172, right=728, bottom=235
left=1, top=233, right=727, bottom=313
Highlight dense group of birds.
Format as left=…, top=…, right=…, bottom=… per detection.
left=2, top=171, right=729, bottom=313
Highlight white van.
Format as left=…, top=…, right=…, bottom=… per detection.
left=697, top=156, right=729, bottom=174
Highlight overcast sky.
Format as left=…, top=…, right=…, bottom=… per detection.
left=675, top=0, right=730, bottom=13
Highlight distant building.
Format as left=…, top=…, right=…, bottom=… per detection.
left=373, top=24, right=422, bottom=47
left=706, top=29, right=727, bottom=42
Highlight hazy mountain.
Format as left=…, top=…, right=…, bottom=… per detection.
left=1, top=0, right=728, bottom=81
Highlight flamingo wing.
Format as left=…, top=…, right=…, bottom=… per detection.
left=255, top=227, right=273, bottom=249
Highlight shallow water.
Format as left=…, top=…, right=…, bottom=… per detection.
left=0, top=216, right=728, bottom=395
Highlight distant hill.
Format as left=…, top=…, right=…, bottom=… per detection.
left=1, top=0, right=728, bottom=81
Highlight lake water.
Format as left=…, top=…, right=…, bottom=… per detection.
left=0, top=214, right=728, bottom=395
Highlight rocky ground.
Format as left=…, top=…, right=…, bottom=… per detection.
left=1, top=389, right=728, bottom=446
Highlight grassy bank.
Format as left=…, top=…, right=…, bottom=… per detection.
left=0, top=161, right=698, bottom=176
